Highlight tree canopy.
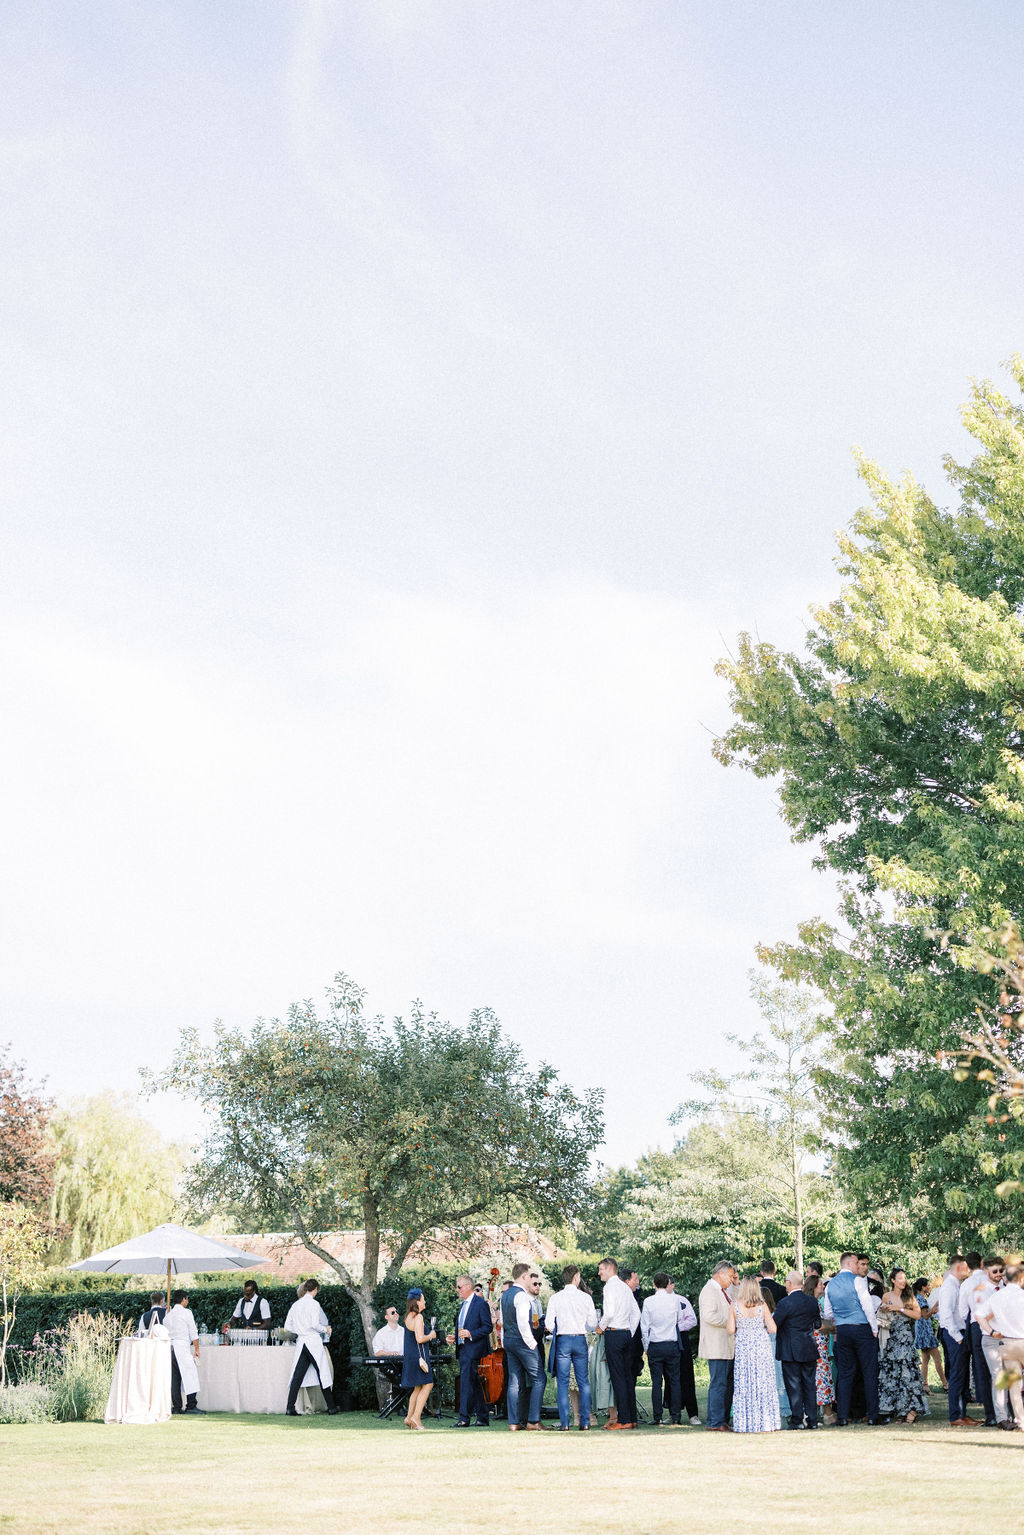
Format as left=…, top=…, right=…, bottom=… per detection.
left=0, top=1045, right=54, bottom=1208
left=150, top=973, right=604, bottom=1347
left=46, top=1093, right=185, bottom=1264
left=715, top=362, right=1024, bottom=1247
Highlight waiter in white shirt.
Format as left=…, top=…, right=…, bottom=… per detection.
left=937, top=1254, right=971, bottom=1424
left=372, top=1305, right=405, bottom=1355
left=641, top=1273, right=685, bottom=1426
left=165, top=1290, right=202, bottom=1414
left=959, top=1254, right=1005, bottom=1427
left=597, top=1258, right=640, bottom=1430
left=545, top=1264, right=598, bottom=1430
left=976, top=1260, right=1024, bottom=1430
left=229, top=1280, right=271, bottom=1331
left=284, top=1279, right=339, bottom=1416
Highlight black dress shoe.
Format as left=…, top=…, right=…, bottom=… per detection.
left=286, top=1407, right=298, bottom=1416
left=327, top=1407, right=340, bottom=1415
left=867, top=1417, right=888, bottom=1425
left=451, top=1420, right=471, bottom=1428
left=834, top=1418, right=848, bottom=1426
left=474, top=1421, right=490, bottom=1427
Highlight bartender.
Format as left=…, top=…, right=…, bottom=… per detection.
left=229, top=1279, right=271, bottom=1330
left=165, top=1289, right=203, bottom=1414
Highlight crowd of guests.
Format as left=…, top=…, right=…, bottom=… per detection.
left=371, top=1249, right=1024, bottom=1433
left=697, top=1251, right=1024, bottom=1433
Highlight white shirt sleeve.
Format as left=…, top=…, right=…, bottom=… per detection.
left=513, top=1289, right=536, bottom=1349
left=822, top=1288, right=835, bottom=1321
left=938, top=1275, right=963, bottom=1341
left=853, top=1275, right=878, bottom=1332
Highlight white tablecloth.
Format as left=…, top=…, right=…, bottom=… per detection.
left=197, top=1343, right=332, bottom=1414
left=105, top=1337, right=172, bottom=1425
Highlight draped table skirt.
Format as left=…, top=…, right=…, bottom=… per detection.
left=105, top=1337, right=172, bottom=1424
left=197, top=1343, right=332, bottom=1414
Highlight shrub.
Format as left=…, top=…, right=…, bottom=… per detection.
left=21, top=1311, right=122, bottom=1421
left=0, top=1381, right=56, bottom=1423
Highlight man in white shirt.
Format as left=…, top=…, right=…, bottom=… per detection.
left=372, top=1305, right=405, bottom=1356
left=165, top=1289, right=202, bottom=1414
left=976, top=1261, right=1024, bottom=1431
left=545, top=1264, right=598, bottom=1430
left=597, top=1258, right=640, bottom=1430
left=642, top=1272, right=686, bottom=1427
left=937, top=1254, right=971, bottom=1425
left=964, top=1255, right=1006, bottom=1427
left=500, top=1263, right=546, bottom=1431
left=666, top=1279, right=700, bottom=1424
left=229, top=1280, right=271, bottom=1331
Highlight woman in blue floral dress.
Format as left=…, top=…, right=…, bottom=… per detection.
left=726, top=1276, right=781, bottom=1433
left=878, top=1269, right=928, bottom=1423
left=913, top=1277, right=947, bottom=1394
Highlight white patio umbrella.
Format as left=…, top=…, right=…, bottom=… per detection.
left=69, top=1222, right=266, bottom=1307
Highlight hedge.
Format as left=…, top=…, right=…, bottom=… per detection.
left=9, top=1255, right=690, bottom=1400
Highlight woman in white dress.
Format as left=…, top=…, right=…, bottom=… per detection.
left=726, top=1276, right=781, bottom=1433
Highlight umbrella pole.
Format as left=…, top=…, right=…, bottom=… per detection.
left=166, top=1259, right=171, bottom=1311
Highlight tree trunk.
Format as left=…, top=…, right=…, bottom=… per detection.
left=360, top=1196, right=389, bottom=1408
left=791, top=1125, right=804, bottom=1275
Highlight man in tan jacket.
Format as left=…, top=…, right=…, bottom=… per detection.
left=699, top=1261, right=737, bottom=1430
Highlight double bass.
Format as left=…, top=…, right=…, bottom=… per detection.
left=476, top=1269, right=505, bottom=1407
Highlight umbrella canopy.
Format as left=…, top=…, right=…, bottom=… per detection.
left=69, top=1223, right=266, bottom=1306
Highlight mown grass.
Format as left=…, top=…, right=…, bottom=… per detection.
left=2, top=1403, right=1021, bottom=1535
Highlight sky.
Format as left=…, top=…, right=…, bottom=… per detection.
left=3, top=0, right=1024, bottom=1168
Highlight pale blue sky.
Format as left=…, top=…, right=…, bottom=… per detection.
left=2, top=2, right=1022, bottom=1163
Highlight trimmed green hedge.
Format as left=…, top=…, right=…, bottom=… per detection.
left=10, top=1267, right=466, bottom=1404
left=10, top=1256, right=647, bottom=1401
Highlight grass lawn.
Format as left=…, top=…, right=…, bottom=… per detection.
left=3, top=1397, right=1022, bottom=1535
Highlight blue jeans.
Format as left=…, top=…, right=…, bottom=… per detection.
left=707, top=1358, right=734, bottom=1427
left=554, top=1335, right=591, bottom=1428
left=505, top=1339, right=544, bottom=1425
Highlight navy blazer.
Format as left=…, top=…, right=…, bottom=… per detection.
left=454, top=1293, right=493, bottom=1353
left=772, top=1291, right=821, bottom=1363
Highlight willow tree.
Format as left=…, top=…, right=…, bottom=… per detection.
left=47, top=1093, right=185, bottom=1263
left=715, top=360, right=1024, bottom=1248
left=150, top=974, right=603, bottom=1355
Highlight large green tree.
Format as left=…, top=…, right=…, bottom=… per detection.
left=715, top=361, right=1024, bottom=1248
left=682, top=973, right=826, bottom=1272
left=46, top=1093, right=185, bottom=1264
left=151, top=974, right=604, bottom=1356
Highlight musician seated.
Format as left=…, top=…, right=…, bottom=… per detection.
left=372, top=1305, right=405, bottom=1356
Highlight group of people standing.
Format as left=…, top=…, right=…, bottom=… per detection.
left=697, top=1250, right=1024, bottom=1433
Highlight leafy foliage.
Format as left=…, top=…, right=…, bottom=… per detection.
left=714, top=362, right=1024, bottom=1246
left=680, top=972, right=826, bottom=1271
left=0, top=1045, right=54, bottom=1207
left=148, top=973, right=603, bottom=1364
left=0, top=1202, right=48, bottom=1384
left=46, top=1093, right=186, bottom=1263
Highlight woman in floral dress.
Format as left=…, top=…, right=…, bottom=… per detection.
left=878, top=1268, right=927, bottom=1423
left=808, top=1274, right=836, bottom=1422
left=726, top=1276, right=781, bottom=1433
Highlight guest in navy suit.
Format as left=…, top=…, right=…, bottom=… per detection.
left=773, top=1271, right=823, bottom=1428
left=447, top=1274, right=494, bottom=1426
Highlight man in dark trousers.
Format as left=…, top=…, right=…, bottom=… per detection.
left=773, top=1270, right=822, bottom=1428
left=825, top=1252, right=882, bottom=1425
left=447, top=1274, right=494, bottom=1427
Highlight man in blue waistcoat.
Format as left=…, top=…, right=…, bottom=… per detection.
left=824, top=1252, right=883, bottom=1425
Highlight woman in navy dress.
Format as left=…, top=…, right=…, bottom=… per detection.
left=401, top=1288, right=436, bottom=1429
